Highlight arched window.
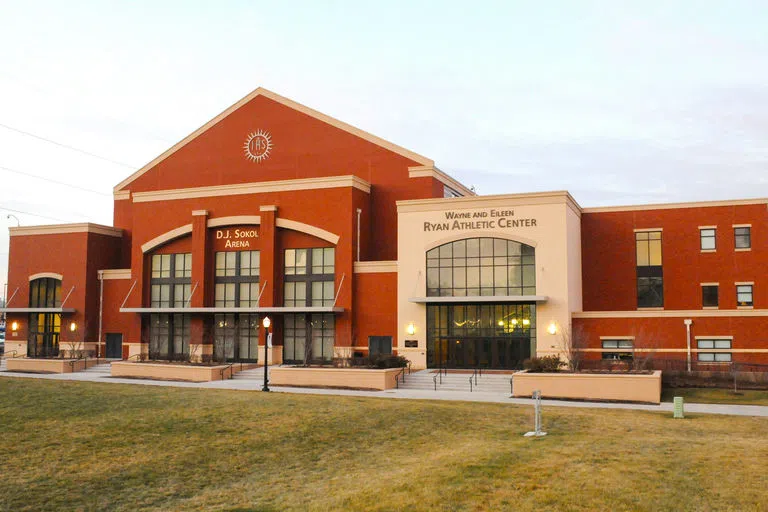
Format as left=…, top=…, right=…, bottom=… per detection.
left=426, top=238, right=535, bottom=297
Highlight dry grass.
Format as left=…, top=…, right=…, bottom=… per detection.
left=663, top=387, right=768, bottom=406
left=0, top=378, right=766, bottom=512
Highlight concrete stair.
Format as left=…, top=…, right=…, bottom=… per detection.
left=397, top=370, right=514, bottom=393
left=232, top=367, right=271, bottom=380
left=0, top=358, right=7, bottom=371
left=83, top=363, right=112, bottom=375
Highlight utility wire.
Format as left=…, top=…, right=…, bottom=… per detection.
left=0, top=122, right=137, bottom=169
left=0, top=206, right=77, bottom=223
left=0, top=164, right=110, bottom=196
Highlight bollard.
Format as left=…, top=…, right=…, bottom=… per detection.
left=524, top=390, right=547, bottom=437
left=673, top=396, right=684, bottom=419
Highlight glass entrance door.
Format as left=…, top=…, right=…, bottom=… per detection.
left=27, top=313, right=61, bottom=358
left=427, top=304, right=536, bottom=370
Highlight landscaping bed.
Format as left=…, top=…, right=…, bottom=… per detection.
left=6, top=357, right=100, bottom=374
left=269, top=366, right=404, bottom=390
left=110, top=361, right=256, bottom=382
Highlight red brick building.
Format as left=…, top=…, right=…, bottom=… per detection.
left=2, top=88, right=766, bottom=372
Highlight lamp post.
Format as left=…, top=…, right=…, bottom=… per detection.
left=262, top=316, right=271, bottom=392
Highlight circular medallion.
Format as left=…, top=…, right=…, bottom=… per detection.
left=243, top=129, right=273, bottom=163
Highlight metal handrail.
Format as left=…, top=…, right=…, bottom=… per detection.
left=220, top=362, right=236, bottom=380
left=509, top=376, right=514, bottom=396
left=126, top=353, right=145, bottom=362
left=433, top=374, right=438, bottom=391
left=1, top=350, right=19, bottom=359
left=469, top=375, right=473, bottom=392
left=395, top=367, right=406, bottom=388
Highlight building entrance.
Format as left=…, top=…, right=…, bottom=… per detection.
left=427, top=304, right=535, bottom=370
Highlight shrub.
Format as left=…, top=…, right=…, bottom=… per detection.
left=523, top=355, right=564, bottom=373
left=367, top=354, right=409, bottom=369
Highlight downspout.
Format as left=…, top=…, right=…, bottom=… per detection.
left=356, top=208, right=362, bottom=262
left=684, top=319, right=692, bottom=373
left=98, top=271, right=104, bottom=358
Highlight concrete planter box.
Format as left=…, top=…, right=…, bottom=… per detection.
left=6, top=358, right=100, bottom=374
left=513, top=370, right=662, bottom=404
left=269, top=366, right=403, bottom=390
left=111, top=361, right=251, bottom=382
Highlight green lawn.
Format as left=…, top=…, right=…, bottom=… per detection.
left=0, top=378, right=766, bottom=511
left=663, top=387, right=768, bottom=406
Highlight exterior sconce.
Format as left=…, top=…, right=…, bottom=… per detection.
left=547, top=322, right=558, bottom=335
left=262, top=316, right=271, bottom=329
left=69, top=322, right=77, bottom=332
left=11, top=321, right=19, bottom=331
left=406, top=323, right=415, bottom=336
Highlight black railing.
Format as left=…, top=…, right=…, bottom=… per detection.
left=220, top=362, right=236, bottom=380
left=395, top=367, right=406, bottom=388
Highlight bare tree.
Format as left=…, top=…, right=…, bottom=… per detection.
left=559, top=324, right=588, bottom=372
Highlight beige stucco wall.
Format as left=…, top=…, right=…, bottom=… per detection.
left=512, top=370, right=662, bottom=404
left=3, top=341, right=27, bottom=357
left=6, top=358, right=99, bottom=373
left=269, top=367, right=402, bottom=390
left=396, top=192, right=583, bottom=369
left=111, top=361, right=237, bottom=382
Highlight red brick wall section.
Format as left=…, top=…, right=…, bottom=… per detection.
left=84, top=233, right=123, bottom=344
left=119, top=95, right=443, bottom=261
left=6, top=232, right=89, bottom=349
left=573, top=316, right=768, bottom=365
left=100, top=277, right=139, bottom=356
left=581, top=204, right=768, bottom=311
left=352, top=272, right=398, bottom=355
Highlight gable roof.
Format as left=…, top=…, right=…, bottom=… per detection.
left=114, top=87, right=434, bottom=192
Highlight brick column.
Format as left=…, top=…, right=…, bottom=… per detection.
left=258, top=205, right=281, bottom=365
left=190, top=210, right=209, bottom=361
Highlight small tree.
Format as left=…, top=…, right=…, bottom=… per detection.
left=559, top=325, right=587, bottom=372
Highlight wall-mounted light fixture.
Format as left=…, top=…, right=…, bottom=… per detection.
left=69, top=322, right=77, bottom=332
left=11, top=321, right=19, bottom=331
left=406, top=323, right=415, bottom=336
left=547, top=322, right=558, bottom=335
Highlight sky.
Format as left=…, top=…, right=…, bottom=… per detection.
left=1, top=0, right=767, bottom=296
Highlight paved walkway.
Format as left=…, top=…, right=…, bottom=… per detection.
left=1, top=367, right=767, bottom=417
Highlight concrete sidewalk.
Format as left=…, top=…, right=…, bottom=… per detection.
left=1, top=367, right=767, bottom=417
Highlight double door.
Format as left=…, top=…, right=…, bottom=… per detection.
left=430, top=337, right=530, bottom=369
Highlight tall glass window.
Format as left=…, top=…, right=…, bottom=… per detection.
left=148, top=252, right=191, bottom=359
left=426, top=238, right=535, bottom=297
left=636, top=231, right=663, bottom=308
left=213, top=250, right=261, bottom=362
left=27, top=278, right=62, bottom=358
left=283, top=313, right=335, bottom=364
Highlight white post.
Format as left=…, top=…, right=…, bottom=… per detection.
left=684, top=319, right=693, bottom=373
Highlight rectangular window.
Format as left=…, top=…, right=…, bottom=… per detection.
left=702, top=285, right=718, bottom=308
left=601, top=339, right=634, bottom=360
left=214, top=251, right=260, bottom=307
left=700, top=228, right=716, bottom=250
left=737, top=284, right=753, bottom=307
left=734, top=227, right=751, bottom=249
left=636, top=231, right=663, bottom=308
left=150, top=253, right=192, bottom=309
left=283, top=247, right=335, bottom=307
left=697, top=339, right=732, bottom=362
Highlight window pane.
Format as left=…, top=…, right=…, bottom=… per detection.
left=636, top=239, right=649, bottom=266
left=700, top=229, right=716, bottom=250
left=714, top=339, right=731, bottom=349
left=735, top=227, right=751, bottom=249
left=152, top=255, right=161, bottom=278
left=648, top=239, right=662, bottom=266
left=697, top=340, right=715, bottom=349
left=295, top=249, right=307, bottom=274
left=324, top=248, right=335, bottom=274
left=702, top=285, right=718, bottom=307
left=698, top=353, right=715, bottom=362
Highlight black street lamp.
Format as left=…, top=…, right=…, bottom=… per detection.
left=262, top=316, right=271, bottom=392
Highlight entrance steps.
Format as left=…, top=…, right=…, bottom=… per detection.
left=83, top=363, right=112, bottom=374
left=0, top=358, right=6, bottom=371
left=398, top=370, right=514, bottom=394
left=232, top=367, right=272, bottom=380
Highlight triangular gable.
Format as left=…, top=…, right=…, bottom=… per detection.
left=114, top=87, right=433, bottom=192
